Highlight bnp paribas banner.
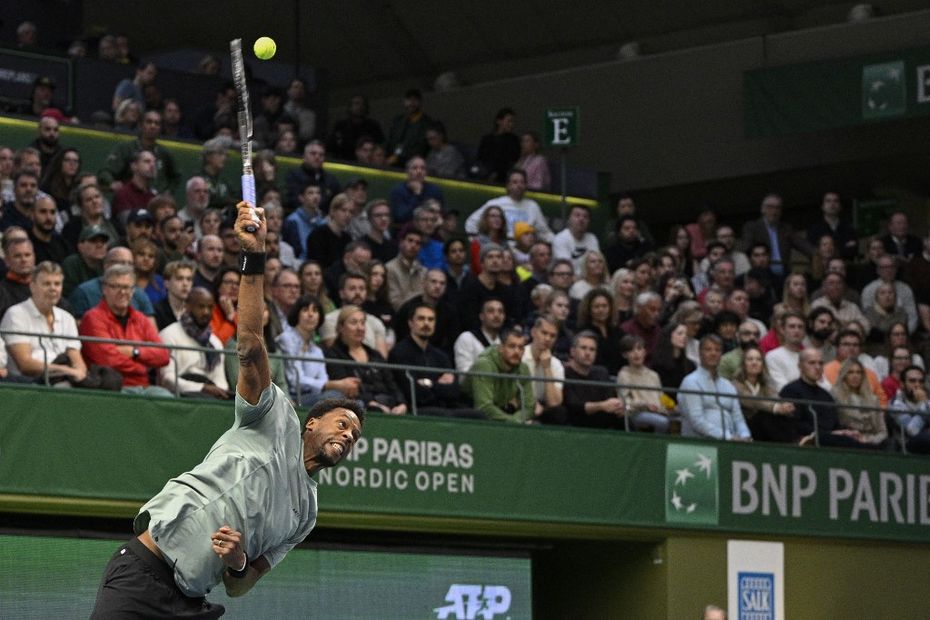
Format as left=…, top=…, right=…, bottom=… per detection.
left=2, top=386, right=930, bottom=543
left=744, top=44, right=930, bottom=137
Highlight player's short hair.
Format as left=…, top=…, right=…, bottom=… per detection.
left=303, top=398, right=365, bottom=428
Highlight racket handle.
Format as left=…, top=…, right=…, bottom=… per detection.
left=241, top=173, right=258, bottom=233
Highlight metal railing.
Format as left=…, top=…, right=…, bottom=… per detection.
left=0, top=328, right=923, bottom=453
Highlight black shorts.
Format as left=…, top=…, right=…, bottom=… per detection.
left=90, top=537, right=225, bottom=619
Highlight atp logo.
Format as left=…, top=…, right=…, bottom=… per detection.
left=665, top=444, right=719, bottom=525
left=433, top=584, right=512, bottom=619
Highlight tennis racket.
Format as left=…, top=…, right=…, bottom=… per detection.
left=230, top=38, right=258, bottom=232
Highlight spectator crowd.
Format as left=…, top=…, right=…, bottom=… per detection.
left=2, top=23, right=930, bottom=454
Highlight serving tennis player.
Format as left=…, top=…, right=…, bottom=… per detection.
left=90, top=201, right=364, bottom=618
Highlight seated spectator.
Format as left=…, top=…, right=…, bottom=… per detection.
left=121, top=207, right=156, bottom=249
left=192, top=234, right=223, bottom=290
left=1, top=171, right=39, bottom=233
left=807, top=233, right=836, bottom=290
left=621, top=291, right=663, bottom=366
left=690, top=242, right=726, bottom=296
left=740, top=192, right=813, bottom=277
left=521, top=315, right=568, bottom=425
left=223, top=295, right=288, bottom=393
left=469, top=205, right=509, bottom=273
left=154, top=260, right=193, bottom=331
left=306, top=193, right=353, bottom=267
left=386, top=227, right=426, bottom=310
left=611, top=268, right=636, bottom=325
left=1, top=262, right=85, bottom=385
left=277, top=295, right=357, bottom=406
left=158, top=288, right=230, bottom=399
left=679, top=335, right=751, bottom=441
left=442, top=237, right=470, bottom=305
left=110, top=150, right=158, bottom=219
left=804, top=307, right=836, bottom=363
left=327, top=94, right=384, bottom=161
left=831, top=359, right=887, bottom=448
left=561, top=330, right=626, bottom=429
left=411, top=203, right=446, bottom=270
left=718, top=320, right=761, bottom=380
left=569, top=250, right=609, bottom=302
left=881, top=210, right=921, bottom=261
left=0, top=236, right=37, bottom=319
left=459, top=243, right=521, bottom=331
left=604, top=216, right=653, bottom=274
left=823, top=330, right=887, bottom=408
left=40, top=147, right=80, bottom=215
left=617, top=335, right=670, bottom=432
left=890, top=365, right=930, bottom=454
left=394, top=269, right=459, bottom=357
left=160, top=98, right=191, bottom=139
left=284, top=141, right=341, bottom=212
left=515, top=131, right=551, bottom=191
left=551, top=206, right=597, bottom=272
left=283, top=182, right=324, bottom=261
left=425, top=122, right=465, bottom=179
left=176, top=176, right=210, bottom=237
left=69, top=247, right=154, bottom=319
left=210, top=267, right=240, bottom=345
left=685, top=208, right=717, bottom=262
left=157, top=215, right=194, bottom=266
left=670, top=302, right=703, bottom=366
left=361, top=199, right=398, bottom=265
left=578, top=288, right=623, bottom=376
left=463, top=326, right=534, bottom=423
left=131, top=238, right=166, bottom=305
left=113, top=99, right=142, bottom=133
left=765, top=311, right=806, bottom=391
left=363, top=260, right=394, bottom=335
left=731, top=345, right=795, bottom=442
left=465, top=169, right=554, bottom=242
left=773, top=273, right=811, bottom=320
left=218, top=219, right=241, bottom=268
left=454, top=297, right=505, bottom=375
left=263, top=202, right=298, bottom=268
left=864, top=283, right=909, bottom=346
left=79, top=264, right=170, bottom=397
left=807, top=191, right=858, bottom=261
left=62, top=224, right=111, bottom=297
left=873, top=322, right=924, bottom=380
left=779, top=348, right=868, bottom=447
left=881, top=345, right=914, bottom=401
left=299, top=260, right=336, bottom=314
left=852, top=237, right=885, bottom=291
left=388, top=303, right=484, bottom=418
left=810, top=273, right=870, bottom=333
left=385, top=88, right=431, bottom=168
left=319, top=272, right=387, bottom=356
left=326, top=305, right=406, bottom=414
left=112, top=60, right=156, bottom=112
left=652, top=323, right=696, bottom=404
left=388, top=156, right=444, bottom=226
left=199, top=138, right=234, bottom=211
left=98, top=110, right=180, bottom=197
left=475, top=108, right=519, bottom=183
left=861, top=255, right=917, bottom=333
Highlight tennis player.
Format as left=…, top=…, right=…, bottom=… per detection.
left=90, top=201, right=364, bottom=618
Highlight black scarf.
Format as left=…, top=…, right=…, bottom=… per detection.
left=180, top=312, right=220, bottom=371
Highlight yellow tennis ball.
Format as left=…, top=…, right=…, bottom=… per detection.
left=253, top=37, right=276, bottom=60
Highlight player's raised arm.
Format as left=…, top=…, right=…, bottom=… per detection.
left=235, top=200, right=271, bottom=404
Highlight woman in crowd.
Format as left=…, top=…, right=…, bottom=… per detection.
left=658, top=272, right=695, bottom=325
left=654, top=251, right=680, bottom=283
left=41, top=148, right=81, bottom=214
left=113, top=99, right=141, bottom=133
left=865, top=285, right=908, bottom=351
left=210, top=266, right=240, bottom=344
left=252, top=149, right=278, bottom=195
left=731, top=345, right=794, bottom=441
left=880, top=345, right=914, bottom=400
left=685, top=208, right=716, bottom=261
left=498, top=248, right=521, bottom=289
left=469, top=205, right=508, bottom=273
left=298, top=260, right=336, bottom=314
left=569, top=250, right=610, bottom=301
left=131, top=238, right=166, bottom=305
left=873, top=321, right=924, bottom=380
left=667, top=224, right=695, bottom=278
left=425, top=122, right=466, bottom=179
left=274, top=129, right=300, bottom=157
left=651, top=322, right=696, bottom=404
left=325, top=305, right=406, bottom=414
left=808, top=234, right=836, bottom=289
left=364, top=260, right=394, bottom=336
left=224, top=299, right=287, bottom=393
left=831, top=358, right=888, bottom=448
left=630, top=257, right=655, bottom=294
left=543, top=289, right=574, bottom=360
left=610, top=268, right=636, bottom=325
left=670, top=302, right=703, bottom=365
left=515, top=131, right=551, bottom=191
left=277, top=295, right=355, bottom=406
left=576, top=288, right=622, bottom=375
left=773, top=273, right=810, bottom=318
left=199, top=208, right=222, bottom=238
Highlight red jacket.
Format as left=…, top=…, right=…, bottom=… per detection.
left=79, top=300, right=169, bottom=386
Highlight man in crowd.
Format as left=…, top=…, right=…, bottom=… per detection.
left=459, top=243, right=519, bottom=331
left=111, top=150, right=158, bottom=218
left=79, top=264, right=170, bottom=396
left=699, top=225, right=749, bottom=276
left=385, top=88, right=431, bottom=167
left=388, top=303, right=484, bottom=419
left=861, top=254, right=918, bottom=333
left=305, top=193, right=353, bottom=267
left=441, top=237, right=469, bottom=305
left=1, top=171, right=39, bottom=232
left=394, top=268, right=458, bottom=356
left=112, top=60, right=157, bottom=111
left=388, top=156, right=444, bottom=226
left=199, top=138, right=234, bottom=211
left=319, top=273, right=387, bottom=356
left=740, top=192, right=812, bottom=277
left=454, top=297, right=505, bottom=375
left=522, top=315, right=567, bottom=425
left=324, top=240, right=372, bottom=301
left=1, top=262, right=85, bottom=383
left=807, top=191, right=858, bottom=260
left=604, top=216, right=652, bottom=274
left=362, top=199, right=397, bottom=264
left=267, top=268, right=301, bottom=339
left=552, top=205, right=599, bottom=271
left=465, top=326, right=535, bottom=423
left=881, top=211, right=921, bottom=261
left=465, top=169, right=554, bottom=242
left=0, top=236, right=36, bottom=318
left=621, top=292, right=662, bottom=364
left=718, top=320, right=760, bottom=380
left=804, top=307, right=837, bottom=363
left=282, top=182, right=324, bottom=261
left=823, top=330, right=887, bottom=407
left=158, top=287, right=231, bottom=399
left=561, top=331, right=626, bottom=429
left=177, top=176, right=211, bottom=236
left=31, top=115, right=62, bottom=170
left=62, top=225, right=111, bottom=297
left=154, top=260, right=194, bottom=330
left=99, top=110, right=180, bottom=195
left=193, top=234, right=224, bottom=290
left=285, top=141, right=341, bottom=212
left=679, top=335, right=751, bottom=441
left=69, top=246, right=154, bottom=319
left=765, top=311, right=807, bottom=391
left=890, top=365, right=930, bottom=454
left=386, top=227, right=425, bottom=310
left=28, top=193, right=68, bottom=265
left=811, top=273, right=870, bottom=333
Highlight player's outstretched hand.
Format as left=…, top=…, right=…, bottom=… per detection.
left=235, top=201, right=266, bottom=253
left=211, top=525, right=247, bottom=571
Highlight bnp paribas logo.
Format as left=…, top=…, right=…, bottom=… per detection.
left=665, top=444, right=718, bottom=525
left=862, top=60, right=906, bottom=120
